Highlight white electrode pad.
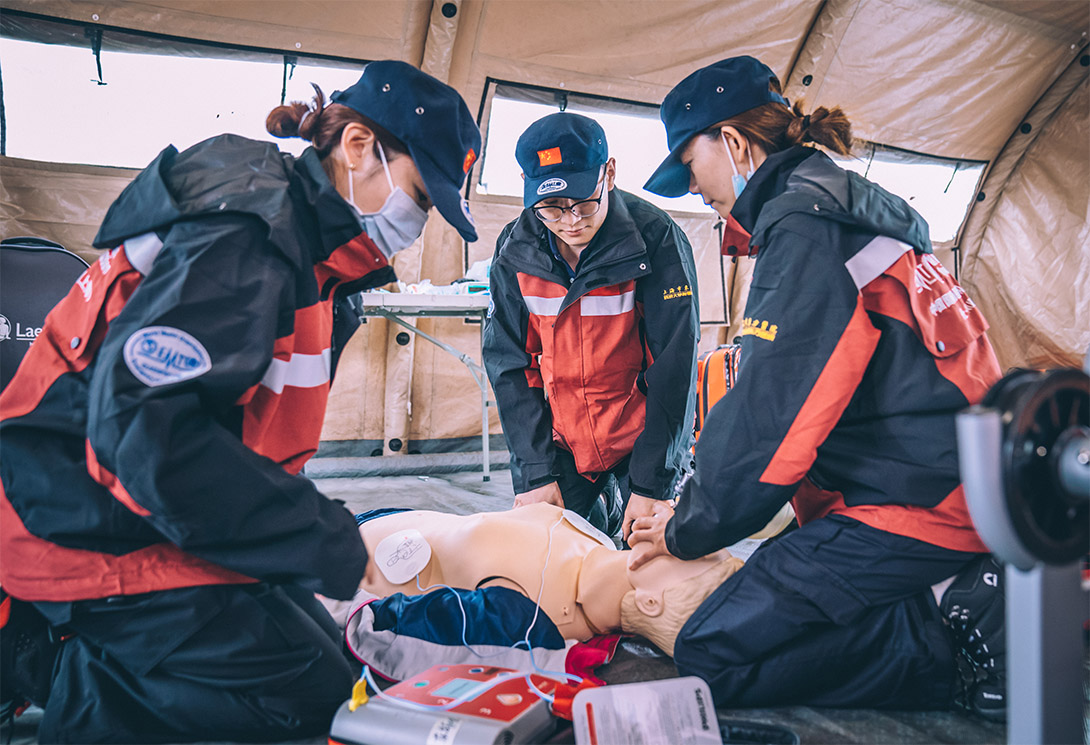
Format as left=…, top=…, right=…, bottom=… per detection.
left=562, top=510, right=616, bottom=549
left=374, top=529, right=432, bottom=585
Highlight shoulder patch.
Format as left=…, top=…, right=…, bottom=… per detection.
left=124, top=326, right=212, bottom=387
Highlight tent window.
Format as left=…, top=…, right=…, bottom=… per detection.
left=477, top=81, right=712, bottom=215
left=828, top=144, right=986, bottom=244
left=0, top=12, right=367, bottom=168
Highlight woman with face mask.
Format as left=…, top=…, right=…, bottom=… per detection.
left=630, top=57, right=1007, bottom=722
left=0, top=60, right=479, bottom=744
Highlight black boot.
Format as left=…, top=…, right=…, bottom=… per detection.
left=0, top=590, right=62, bottom=721
left=940, top=555, right=1006, bottom=722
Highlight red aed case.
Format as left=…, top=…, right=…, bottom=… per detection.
left=329, top=663, right=558, bottom=745
left=695, top=343, right=742, bottom=441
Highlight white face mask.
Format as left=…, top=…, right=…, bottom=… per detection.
left=348, top=142, right=429, bottom=259
left=722, top=133, right=756, bottom=199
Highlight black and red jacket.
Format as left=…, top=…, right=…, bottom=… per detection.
left=0, top=135, right=392, bottom=603
left=483, top=189, right=699, bottom=500
left=667, top=147, right=1001, bottom=559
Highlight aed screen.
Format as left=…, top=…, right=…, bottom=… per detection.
left=433, top=678, right=481, bottom=699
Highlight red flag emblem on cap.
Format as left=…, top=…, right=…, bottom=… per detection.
left=537, top=147, right=562, bottom=167
left=463, top=149, right=477, bottom=174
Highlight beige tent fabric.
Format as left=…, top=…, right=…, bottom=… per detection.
left=420, top=0, right=462, bottom=83
left=381, top=317, right=417, bottom=454
left=0, top=156, right=135, bottom=262
left=322, top=318, right=390, bottom=443
left=407, top=317, right=502, bottom=443
left=449, top=0, right=818, bottom=128
left=465, top=198, right=524, bottom=268
left=673, top=214, right=726, bottom=325
left=960, top=49, right=1089, bottom=261
left=782, top=0, right=1083, bottom=161
left=2, top=0, right=432, bottom=65
left=961, top=79, right=1089, bottom=371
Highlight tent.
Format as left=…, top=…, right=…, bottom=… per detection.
left=1, top=0, right=1086, bottom=458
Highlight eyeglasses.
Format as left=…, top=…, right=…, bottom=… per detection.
left=532, top=177, right=606, bottom=223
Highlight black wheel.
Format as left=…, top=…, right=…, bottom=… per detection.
left=1000, top=368, right=1090, bottom=565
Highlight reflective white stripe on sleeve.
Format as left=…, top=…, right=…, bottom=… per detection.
left=844, top=236, right=913, bottom=290
left=524, top=295, right=565, bottom=316
left=580, top=290, right=635, bottom=316
left=260, top=348, right=332, bottom=394
left=122, top=232, right=165, bottom=276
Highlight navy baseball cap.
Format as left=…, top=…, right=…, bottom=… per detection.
left=644, top=56, right=787, bottom=198
left=515, top=113, right=608, bottom=208
left=332, top=60, right=482, bottom=242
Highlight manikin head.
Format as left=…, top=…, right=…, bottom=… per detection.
left=620, top=544, right=743, bottom=655
left=573, top=540, right=743, bottom=653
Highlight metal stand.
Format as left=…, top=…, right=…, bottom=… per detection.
left=371, top=309, right=492, bottom=482
left=957, top=365, right=1089, bottom=745
left=1006, top=563, right=1085, bottom=745
left=356, top=293, right=494, bottom=481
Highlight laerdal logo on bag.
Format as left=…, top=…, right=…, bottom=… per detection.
left=536, top=177, right=567, bottom=195
left=0, top=314, right=42, bottom=344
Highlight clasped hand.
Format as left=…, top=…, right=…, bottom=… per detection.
left=626, top=500, right=674, bottom=570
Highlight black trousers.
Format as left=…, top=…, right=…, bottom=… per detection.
left=33, top=583, right=353, bottom=744
left=553, top=448, right=630, bottom=534
left=674, top=514, right=981, bottom=710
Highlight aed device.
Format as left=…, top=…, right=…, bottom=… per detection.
left=328, top=664, right=558, bottom=745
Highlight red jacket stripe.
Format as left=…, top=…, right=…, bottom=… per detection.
left=760, top=297, right=880, bottom=486
left=0, top=483, right=255, bottom=603
left=85, top=440, right=152, bottom=517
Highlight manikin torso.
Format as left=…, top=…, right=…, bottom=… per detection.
left=356, top=503, right=732, bottom=641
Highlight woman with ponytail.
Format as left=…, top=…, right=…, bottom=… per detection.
left=0, top=61, right=479, bottom=743
left=630, top=57, right=1006, bottom=721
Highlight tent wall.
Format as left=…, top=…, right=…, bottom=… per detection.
left=1, top=0, right=1087, bottom=454
left=0, top=156, right=136, bottom=264
left=961, top=76, right=1089, bottom=371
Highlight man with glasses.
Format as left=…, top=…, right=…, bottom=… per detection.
left=483, top=112, right=698, bottom=542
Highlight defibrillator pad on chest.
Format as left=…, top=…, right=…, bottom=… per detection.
left=562, top=510, right=616, bottom=549
left=374, top=529, right=433, bottom=585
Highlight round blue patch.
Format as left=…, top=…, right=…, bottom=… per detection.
left=123, top=326, right=212, bottom=387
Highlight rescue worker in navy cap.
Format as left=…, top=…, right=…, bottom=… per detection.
left=0, top=60, right=480, bottom=743
left=483, top=112, right=699, bottom=541
left=630, top=55, right=1008, bottom=721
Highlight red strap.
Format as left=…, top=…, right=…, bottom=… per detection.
left=550, top=678, right=602, bottom=721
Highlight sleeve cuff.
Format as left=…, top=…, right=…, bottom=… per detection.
left=627, top=479, right=666, bottom=499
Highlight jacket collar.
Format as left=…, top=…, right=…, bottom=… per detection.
left=730, top=145, right=933, bottom=256
left=729, top=145, right=815, bottom=235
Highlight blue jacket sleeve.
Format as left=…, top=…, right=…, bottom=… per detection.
left=628, top=217, right=699, bottom=499
left=666, top=219, right=880, bottom=559
left=86, top=216, right=366, bottom=600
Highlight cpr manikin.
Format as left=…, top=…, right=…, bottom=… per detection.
left=332, top=503, right=743, bottom=655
